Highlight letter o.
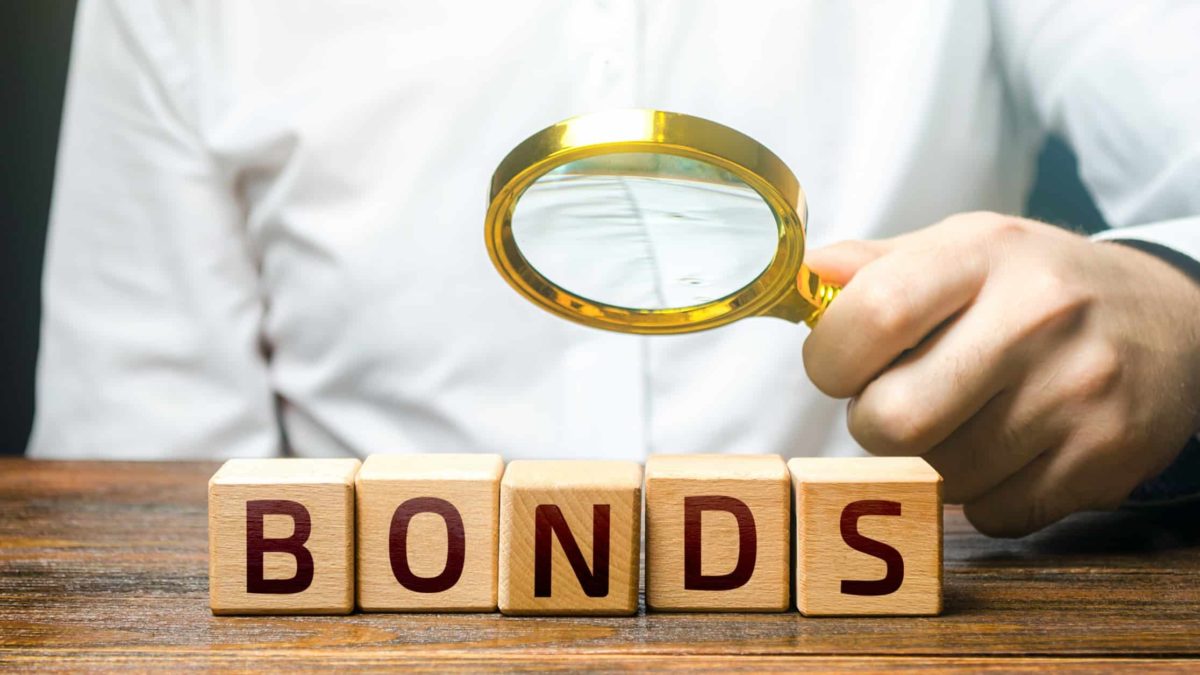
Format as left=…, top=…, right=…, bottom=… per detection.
left=389, top=497, right=466, bottom=593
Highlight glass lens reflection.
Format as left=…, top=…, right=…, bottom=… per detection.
left=512, top=153, right=778, bottom=310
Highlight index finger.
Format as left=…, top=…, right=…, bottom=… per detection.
left=802, top=240, right=987, bottom=399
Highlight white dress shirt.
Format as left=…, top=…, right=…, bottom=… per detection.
left=30, top=0, right=1200, bottom=460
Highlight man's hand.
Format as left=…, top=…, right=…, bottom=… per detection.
left=802, top=212, right=1200, bottom=537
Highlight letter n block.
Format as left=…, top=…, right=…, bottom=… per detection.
left=356, top=453, right=504, bottom=611
left=208, top=458, right=360, bottom=615
left=789, top=457, right=942, bottom=616
left=498, top=460, right=642, bottom=616
left=645, top=454, right=790, bottom=612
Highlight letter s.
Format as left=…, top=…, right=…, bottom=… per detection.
left=839, top=499, right=904, bottom=596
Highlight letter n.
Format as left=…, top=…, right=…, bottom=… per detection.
left=245, top=499, right=314, bottom=594
left=534, top=504, right=610, bottom=598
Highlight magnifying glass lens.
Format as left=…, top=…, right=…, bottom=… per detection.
left=512, top=152, right=779, bottom=310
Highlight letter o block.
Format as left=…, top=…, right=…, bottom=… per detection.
left=789, top=457, right=942, bottom=616
left=356, top=453, right=504, bottom=612
left=645, top=454, right=790, bottom=612
left=498, top=460, right=642, bottom=616
left=208, top=458, right=360, bottom=615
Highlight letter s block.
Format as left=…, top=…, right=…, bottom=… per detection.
left=789, top=457, right=942, bottom=616
left=645, top=454, right=790, bottom=612
left=208, top=458, right=360, bottom=615
left=498, top=460, right=641, bottom=616
left=355, top=453, right=503, bottom=611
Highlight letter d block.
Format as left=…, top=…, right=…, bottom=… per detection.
left=645, top=454, right=790, bottom=612
left=208, top=458, right=360, bottom=615
left=498, top=460, right=642, bottom=616
left=789, top=457, right=942, bottom=616
left=356, top=453, right=503, bottom=611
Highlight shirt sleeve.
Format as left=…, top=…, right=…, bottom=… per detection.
left=990, top=1, right=1200, bottom=255
left=27, top=0, right=281, bottom=459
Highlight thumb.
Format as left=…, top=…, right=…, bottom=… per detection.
left=803, top=239, right=892, bottom=286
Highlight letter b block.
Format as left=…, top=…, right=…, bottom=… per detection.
left=356, top=453, right=504, bottom=611
left=789, top=457, right=942, bottom=616
left=498, top=460, right=642, bottom=615
left=208, top=458, right=360, bottom=615
left=645, top=454, right=790, bottom=612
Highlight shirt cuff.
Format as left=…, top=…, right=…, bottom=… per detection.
left=1091, top=215, right=1200, bottom=273
left=1127, top=436, right=1200, bottom=507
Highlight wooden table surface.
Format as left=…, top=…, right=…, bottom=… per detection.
left=2, top=460, right=1200, bottom=672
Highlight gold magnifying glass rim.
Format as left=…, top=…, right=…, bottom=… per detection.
left=485, top=109, right=807, bottom=335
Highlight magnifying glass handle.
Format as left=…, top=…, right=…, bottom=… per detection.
left=797, top=266, right=841, bottom=327
left=767, top=266, right=841, bottom=327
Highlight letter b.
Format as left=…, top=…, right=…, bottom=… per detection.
left=245, top=499, right=315, bottom=595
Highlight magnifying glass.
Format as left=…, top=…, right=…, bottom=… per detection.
left=485, top=109, right=839, bottom=334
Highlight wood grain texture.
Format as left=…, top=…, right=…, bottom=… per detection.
left=645, top=454, right=790, bottom=612
left=790, top=457, right=942, bottom=616
left=356, top=453, right=503, bottom=612
left=209, top=458, right=360, bottom=615
left=498, top=460, right=641, bottom=616
left=5, top=460, right=1200, bottom=671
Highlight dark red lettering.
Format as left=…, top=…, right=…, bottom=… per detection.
left=389, top=497, right=466, bottom=593
left=245, top=499, right=314, bottom=594
left=839, top=499, right=904, bottom=596
left=534, top=504, right=610, bottom=598
left=683, top=495, right=756, bottom=591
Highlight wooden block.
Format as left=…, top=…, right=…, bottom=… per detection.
left=498, top=460, right=642, bottom=616
left=788, top=457, right=942, bottom=616
left=355, top=453, right=503, bottom=612
left=645, top=454, right=790, bottom=612
left=208, top=458, right=360, bottom=615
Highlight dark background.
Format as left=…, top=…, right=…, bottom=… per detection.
left=0, top=2, right=1108, bottom=457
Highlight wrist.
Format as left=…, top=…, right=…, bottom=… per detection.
left=1099, top=238, right=1200, bottom=387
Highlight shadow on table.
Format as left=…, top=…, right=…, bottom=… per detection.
left=964, top=499, right=1200, bottom=560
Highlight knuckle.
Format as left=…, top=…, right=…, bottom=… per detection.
left=1015, top=270, right=1093, bottom=339
left=803, top=337, right=856, bottom=399
left=853, top=278, right=915, bottom=340
left=1030, top=267, right=1073, bottom=301
left=978, top=213, right=1030, bottom=241
left=1065, top=344, right=1124, bottom=404
left=850, top=385, right=935, bottom=455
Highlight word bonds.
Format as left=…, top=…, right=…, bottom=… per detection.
left=208, top=454, right=942, bottom=616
